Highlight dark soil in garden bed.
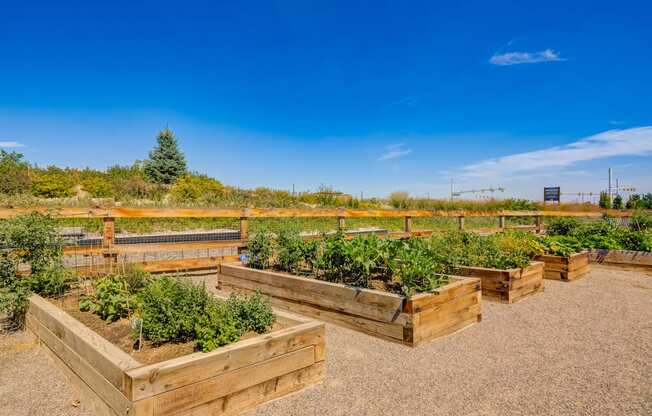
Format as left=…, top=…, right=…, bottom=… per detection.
left=46, top=292, right=285, bottom=365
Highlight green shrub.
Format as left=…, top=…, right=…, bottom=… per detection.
left=546, top=217, right=581, bottom=236
left=194, top=300, right=242, bottom=352
left=247, top=230, right=274, bottom=269
left=0, top=150, right=30, bottom=195
left=80, top=170, right=114, bottom=198
left=275, top=229, right=305, bottom=273
left=170, top=173, right=224, bottom=203
left=30, top=166, right=75, bottom=198
left=137, top=276, right=275, bottom=352
left=0, top=212, right=63, bottom=274
left=0, top=282, right=31, bottom=329
left=29, top=263, right=72, bottom=297
left=80, top=275, right=136, bottom=322
left=138, top=277, right=211, bottom=344
left=120, top=265, right=152, bottom=291
left=226, top=291, right=276, bottom=334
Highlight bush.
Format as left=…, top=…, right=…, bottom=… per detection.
left=137, top=276, right=275, bottom=352
left=613, top=195, right=624, bottom=210
left=194, top=301, right=242, bottom=352
left=247, top=230, right=274, bottom=269
left=546, top=217, right=581, bottom=236
left=80, top=170, right=114, bottom=198
left=275, top=229, right=306, bottom=273
left=599, top=191, right=612, bottom=209
left=120, top=265, right=152, bottom=291
left=0, top=282, right=31, bottom=329
left=170, top=173, right=224, bottom=203
left=0, top=150, right=30, bottom=195
left=138, top=277, right=211, bottom=344
left=226, top=291, right=275, bottom=334
left=30, top=166, right=75, bottom=198
left=29, top=263, right=71, bottom=297
left=0, top=212, right=63, bottom=273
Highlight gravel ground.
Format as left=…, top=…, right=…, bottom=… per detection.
left=1, top=264, right=650, bottom=416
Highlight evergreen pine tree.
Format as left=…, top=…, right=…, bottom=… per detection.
left=143, top=128, right=187, bottom=184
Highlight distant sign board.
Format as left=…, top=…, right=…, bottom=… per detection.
left=544, top=187, right=561, bottom=203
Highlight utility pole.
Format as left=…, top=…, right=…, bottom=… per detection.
left=450, top=178, right=454, bottom=202
left=608, top=168, right=613, bottom=204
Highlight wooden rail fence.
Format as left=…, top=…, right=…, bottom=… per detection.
left=2, top=207, right=645, bottom=274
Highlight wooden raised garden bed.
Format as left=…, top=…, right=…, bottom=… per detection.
left=217, top=263, right=482, bottom=347
left=26, top=294, right=325, bottom=416
left=534, top=252, right=590, bottom=281
left=454, top=261, right=544, bottom=304
left=588, top=249, right=652, bottom=268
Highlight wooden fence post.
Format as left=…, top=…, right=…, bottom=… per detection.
left=240, top=209, right=249, bottom=241
left=102, top=217, right=117, bottom=271
left=458, top=215, right=465, bottom=231
left=535, top=215, right=543, bottom=234
left=404, top=216, right=412, bottom=233
left=499, top=216, right=506, bottom=230
left=337, top=216, right=345, bottom=231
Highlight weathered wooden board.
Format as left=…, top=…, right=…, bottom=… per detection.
left=218, top=263, right=481, bottom=346
left=1, top=206, right=640, bottom=219
left=588, top=249, right=652, bottom=268
left=68, top=256, right=241, bottom=277
left=535, top=252, right=590, bottom=281
left=454, top=261, right=544, bottom=304
left=26, top=295, right=325, bottom=416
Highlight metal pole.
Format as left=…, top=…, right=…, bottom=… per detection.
left=608, top=168, right=613, bottom=204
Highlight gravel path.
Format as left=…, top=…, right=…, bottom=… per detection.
left=1, top=265, right=650, bottom=416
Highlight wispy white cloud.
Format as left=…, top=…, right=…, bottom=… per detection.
left=489, top=48, right=565, bottom=66
left=461, top=126, right=652, bottom=179
left=0, top=141, right=25, bottom=148
left=377, top=143, right=412, bottom=161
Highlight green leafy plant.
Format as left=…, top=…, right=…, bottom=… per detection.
left=138, top=277, right=211, bottom=344
left=275, top=228, right=306, bottom=273
left=247, top=229, right=274, bottom=269
left=136, top=276, right=275, bottom=352
left=226, top=291, right=276, bottom=334
left=629, top=211, right=652, bottom=231
left=80, top=275, right=136, bottom=322
left=546, top=217, right=581, bottom=236
left=193, top=300, right=242, bottom=352
left=0, top=212, right=69, bottom=329
left=29, top=263, right=72, bottom=297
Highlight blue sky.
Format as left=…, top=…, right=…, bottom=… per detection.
left=1, top=1, right=651, bottom=200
